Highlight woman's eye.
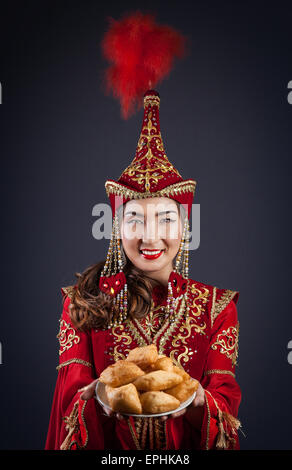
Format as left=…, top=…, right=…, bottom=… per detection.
left=160, top=218, right=175, bottom=224
left=127, top=219, right=144, bottom=225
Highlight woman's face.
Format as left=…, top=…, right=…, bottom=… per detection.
left=120, top=197, right=184, bottom=280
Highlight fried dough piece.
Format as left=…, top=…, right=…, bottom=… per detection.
left=173, top=365, right=191, bottom=381
left=165, top=378, right=199, bottom=403
left=151, top=356, right=174, bottom=372
left=126, top=344, right=158, bottom=371
left=133, top=370, right=183, bottom=391
left=105, top=384, right=142, bottom=414
left=140, top=391, right=180, bottom=414
left=99, top=360, right=145, bottom=387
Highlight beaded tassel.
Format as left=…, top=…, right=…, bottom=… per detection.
left=182, top=218, right=191, bottom=319
left=101, top=214, right=128, bottom=329
left=167, top=215, right=190, bottom=322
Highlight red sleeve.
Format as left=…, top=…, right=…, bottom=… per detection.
left=199, top=299, right=242, bottom=450
left=45, top=291, right=112, bottom=450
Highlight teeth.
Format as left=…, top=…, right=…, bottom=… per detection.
left=141, top=250, right=162, bottom=255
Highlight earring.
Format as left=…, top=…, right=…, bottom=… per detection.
left=120, top=243, right=127, bottom=270
left=166, top=216, right=191, bottom=322
left=99, top=214, right=128, bottom=328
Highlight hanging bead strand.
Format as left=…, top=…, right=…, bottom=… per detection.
left=183, top=218, right=190, bottom=319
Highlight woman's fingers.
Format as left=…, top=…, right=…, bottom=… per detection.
left=170, top=409, right=187, bottom=419
left=192, top=383, right=205, bottom=407
left=79, top=378, right=99, bottom=400
left=159, top=408, right=187, bottom=422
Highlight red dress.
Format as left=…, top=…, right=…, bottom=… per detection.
left=45, top=273, right=241, bottom=450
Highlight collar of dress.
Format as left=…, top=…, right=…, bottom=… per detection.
left=151, top=271, right=186, bottom=307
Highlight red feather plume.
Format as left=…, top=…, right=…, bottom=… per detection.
left=101, top=11, right=186, bottom=119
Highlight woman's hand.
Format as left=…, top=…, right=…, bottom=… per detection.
left=159, top=382, right=205, bottom=425
left=78, top=379, right=126, bottom=420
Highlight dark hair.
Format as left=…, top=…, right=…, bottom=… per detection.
left=68, top=200, right=186, bottom=331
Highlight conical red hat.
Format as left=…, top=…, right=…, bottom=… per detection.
left=105, top=90, right=196, bottom=218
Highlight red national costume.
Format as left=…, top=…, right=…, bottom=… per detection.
left=45, top=12, right=241, bottom=451
left=46, top=278, right=240, bottom=450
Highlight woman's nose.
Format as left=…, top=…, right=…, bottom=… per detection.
left=142, top=219, right=159, bottom=242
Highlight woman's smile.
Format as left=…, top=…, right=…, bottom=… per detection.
left=139, top=248, right=166, bottom=260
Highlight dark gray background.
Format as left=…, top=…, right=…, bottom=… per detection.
left=0, top=0, right=291, bottom=450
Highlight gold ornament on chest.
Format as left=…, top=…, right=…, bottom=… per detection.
left=107, top=284, right=210, bottom=370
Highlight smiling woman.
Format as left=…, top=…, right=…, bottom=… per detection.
left=61, top=198, right=186, bottom=332
left=45, top=12, right=241, bottom=452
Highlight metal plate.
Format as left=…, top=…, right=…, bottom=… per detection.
left=95, top=380, right=197, bottom=418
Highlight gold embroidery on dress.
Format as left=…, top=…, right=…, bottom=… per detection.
left=205, top=390, right=241, bottom=450
left=141, top=303, right=168, bottom=338
left=204, top=369, right=235, bottom=379
left=56, top=358, right=92, bottom=371
left=210, top=286, right=217, bottom=328
left=127, top=418, right=141, bottom=450
left=61, top=400, right=89, bottom=450
left=57, top=320, right=80, bottom=356
left=60, top=401, right=79, bottom=450
left=140, top=419, right=149, bottom=449
left=109, top=283, right=209, bottom=368
left=110, top=324, right=133, bottom=361
left=153, top=418, right=167, bottom=450
left=205, top=393, right=211, bottom=450
left=212, top=289, right=239, bottom=327
left=211, top=323, right=239, bottom=366
left=153, top=297, right=186, bottom=358
left=61, top=285, right=75, bottom=300
left=126, top=298, right=183, bottom=351
left=170, top=286, right=208, bottom=367
left=131, top=416, right=166, bottom=450
left=149, top=417, right=154, bottom=450
left=190, top=285, right=209, bottom=309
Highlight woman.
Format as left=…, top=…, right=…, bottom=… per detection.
left=45, top=90, right=241, bottom=450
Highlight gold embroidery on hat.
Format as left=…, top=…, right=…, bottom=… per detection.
left=121, top=109, right=181, bottom=191
left=105, top=179, right=196, bottom=199
left=143, top=95, right=160, bottom=108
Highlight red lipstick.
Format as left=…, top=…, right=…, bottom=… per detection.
left=140, top=249, right=165, bottom=260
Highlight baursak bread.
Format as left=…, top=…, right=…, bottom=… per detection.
left=172, top=365, right=191, bottom=381
left=165, top=378, right=199, bottom=403
left=140, top=391, right=180, bottom=414
left=105, top=383, right=142, bottom=414
left=151, top=356, right=174, bottom=372
left=99, top=360, right=145, bottom=387
left=126, top=344, right=158, bottom=371
left=98, top=345, right=197, bottom=416
left=133, top=370, right=183, bottom=391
